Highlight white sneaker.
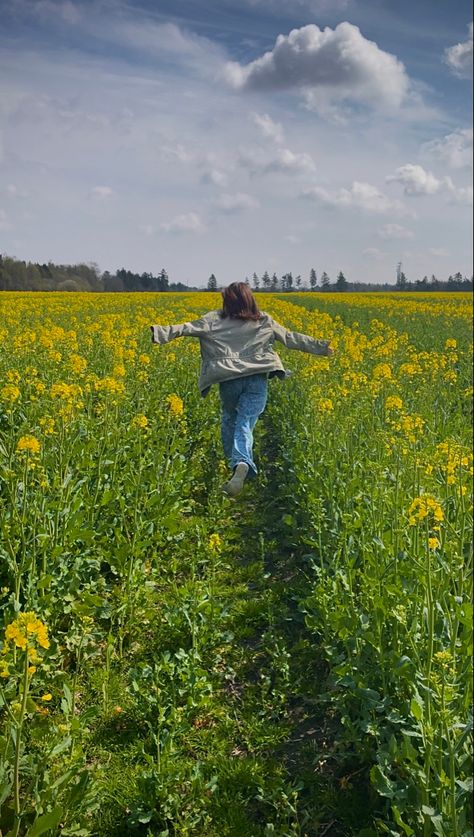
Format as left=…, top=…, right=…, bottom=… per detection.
left=222, top=462, right=249, bottom=497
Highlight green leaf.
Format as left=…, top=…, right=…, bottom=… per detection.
left=392, top=804, right=415, bottom=836
left=410, top=695, right=423, bottom=722
left=25, top=806, right=62, bottom=837
left=370, top=764, right=394, bottom=798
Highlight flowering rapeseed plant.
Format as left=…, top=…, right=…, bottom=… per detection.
left=16, top=434, right=41, bottom=455
left=166, top=393, right=184, bottom=417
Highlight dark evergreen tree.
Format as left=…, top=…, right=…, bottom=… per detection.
left=336, top=271, right=348, bottom=292
left=262, top=271, right=271, bottom=290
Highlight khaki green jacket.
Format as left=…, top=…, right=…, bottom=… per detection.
left=150, top=310, right=331, bottom=396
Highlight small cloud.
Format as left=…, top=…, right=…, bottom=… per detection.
left=444, top=22, right=473, bottom=79
left=0, top=208, right=10, bottom=230
left=240, top=146, right=316, bottom=175
left=387, top=164, right=473, bottom=204
left=429, top=247, right=450, bottom=258
left=201, top=169, right=228, bottom=187
left=6, top=183, right=29, bottom=198
left=362, top=247, right=388, bottom=260
left=214, top=192, right=259, bottom=213
left=139, top=224, right=154, bottom=236
left=422, top=128, right=473, bottom=171
left=244, top=0, right=349, bottom=11
left=252, top=112, right=284, bottom=144
left=161, top=144, right=194, bottom=164
left=160, top=212, right=205, bottom=233
left=35, top=0, right=81, bottom=24
left=90, top=186, right=114, bottom=199
left=386, top=164, right=445, bottom=195
left=378, top=223, right=414, bottom=240
left=447, top=184, right=473, bottom=205
left=303, top=181, right=404, bottom=214
left=284, top=234, right=300, bottom=244
left=224, top=22, right=410, bottom=112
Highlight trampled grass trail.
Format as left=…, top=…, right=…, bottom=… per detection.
left=87, top=390, right=360, bottom=836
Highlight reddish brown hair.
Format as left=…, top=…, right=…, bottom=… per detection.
left=220, top=282, right=261, bottom=320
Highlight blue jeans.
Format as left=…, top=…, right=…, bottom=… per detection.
left=219, top=373, right=268, bottom=477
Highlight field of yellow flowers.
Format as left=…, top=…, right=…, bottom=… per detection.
left=0, top=291, right=472, bottom=837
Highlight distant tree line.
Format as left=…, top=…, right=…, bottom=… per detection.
left=218, top=267, right=472, bottom=293
left=1, top=254, right=472, bottom=293
left=0, top=256, right=193, bottom=292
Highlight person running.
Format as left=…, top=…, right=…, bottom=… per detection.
left=150, top=282, right=334, bottom=497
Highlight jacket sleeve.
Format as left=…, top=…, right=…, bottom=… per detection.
left=150, top=315, right=211, bottom=345
left=269, top=316, right=331, bottom=356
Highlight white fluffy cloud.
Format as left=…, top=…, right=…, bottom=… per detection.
left=303, top=181, right=404, bottom=214
left=160, top=212, right=205, bottom=233
left=422, top=128, right=473, bottom=170
left=224, top=22, right=410, bottom=110
left=387, top=164, right=473, bottom=205
left=386, top=164, right=445, bottom=195
left=378, top=223, right=414, bottom=240
left=214, top=192, right=259, bottom=213
left=444, top=23, right=473, bottom=79
left=252, top=112, right=284, bottom=144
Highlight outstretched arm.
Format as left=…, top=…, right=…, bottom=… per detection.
left=269, top=316, right=334, bottom=356
left=150, top=315, right=211, bottom=345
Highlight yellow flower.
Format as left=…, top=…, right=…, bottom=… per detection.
left=408, top=495, right=444, bottom=526
left=385, top=395, right=403, bottom=411
left=445, top=338, right=457, bottom=350
left=373, top=363, right=392, bottom=380
left=165, top=393, right=184, bottom=417
left=0, top=384, right=20, bottom=402
left=443, top=370, right=457, bottom=383
left=131, top=413, right=149, bottom=429
left=94, top=376, right=126, bottom=397
left=41, top=693, right=53, bottom=701
left=69, top=353, right=87, bottom=374
left=6, top=369, right=21, bottom=384
left=428, top=537, right=440, bottom=550
left=315, top=398, right=334, bottom=413
left=209, top=533, right=222, bottom=551
left=5, top=612, right=50, bottom=651
left=433, top=650, right=454, bottom=674
left=138, top=353, right=150, bottom=365
left=39, top=416, right=56, bottom=436
left=16, top=435, right=41, bottom=455
left=113, top=364, right=126, bottom=378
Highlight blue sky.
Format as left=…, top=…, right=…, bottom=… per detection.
left=0, top=0, right=472, bottom=286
